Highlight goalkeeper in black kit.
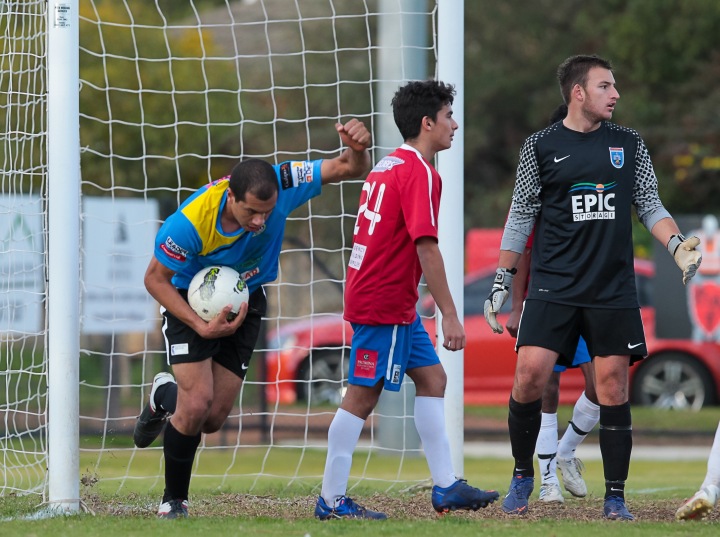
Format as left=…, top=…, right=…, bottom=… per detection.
left=483, top=54, right=702, bottom=520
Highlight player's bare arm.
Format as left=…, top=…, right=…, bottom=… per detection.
left=506, top=246, right=531, bottom=338
left=144, top=257, right=247, bottom=338
left=320, top=118, right=372, bottom=184
left=416, top=236, right=465, bottom=351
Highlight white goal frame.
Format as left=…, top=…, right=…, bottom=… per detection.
left=5, top=0, right=466, bottom=514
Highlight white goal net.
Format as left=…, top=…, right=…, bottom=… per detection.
left=1, top=0, right=465, bottom=509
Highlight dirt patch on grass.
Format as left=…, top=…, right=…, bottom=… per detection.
left=85, top=491, right=718, bottom=523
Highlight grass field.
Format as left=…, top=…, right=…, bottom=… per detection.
left=2, top=451, right=719, bottom=535
left=2, top=406, right=719, bottom=535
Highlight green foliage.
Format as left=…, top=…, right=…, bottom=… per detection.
left=464, top=0, right=720, bottom=229
left=78, top=0, right=376, bottom=210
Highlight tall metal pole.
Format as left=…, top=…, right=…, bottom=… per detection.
left=437, top=0, right=465, bottom=477
left=374, top=0, right=429, bottom=453
left=47, top=0, right=80, bottom=513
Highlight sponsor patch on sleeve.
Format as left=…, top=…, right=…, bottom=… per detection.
left=292, top=161, right=314, bottom=185
left=279, top=163, right=293, bottom=190
left=279, top=161, right=314, bottom=189
left=353, top=348, right=378, bottom=379
left=160, top=236, right=188, bottom=262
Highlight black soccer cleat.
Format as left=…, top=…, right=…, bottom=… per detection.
left=133, top=372, right=175, bottom=448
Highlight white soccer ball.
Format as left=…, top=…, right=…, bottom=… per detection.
left=187, top=265, right=249, bottom=322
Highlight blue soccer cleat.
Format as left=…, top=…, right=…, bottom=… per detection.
left=603, top=495, right=635, bottom=521
left=431, top=479, right=499, bottom=513
left=314, top=495, right=387, bottom=520
left=501, top=475, right=535, bottom=515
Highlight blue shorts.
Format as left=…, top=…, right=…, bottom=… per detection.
left=553, top=336, right=591, bottom=373
left=348, top=315, right=440, bottom=391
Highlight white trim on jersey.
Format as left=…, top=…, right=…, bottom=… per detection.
left=400, top=143, right=436, bottom=227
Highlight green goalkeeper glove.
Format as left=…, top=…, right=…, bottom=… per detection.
left=484, top=267, right=516, bottom=334
left=667, top=234, right=702, bottom=285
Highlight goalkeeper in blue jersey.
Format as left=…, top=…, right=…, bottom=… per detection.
left=134, top=119, right=371, bottom=519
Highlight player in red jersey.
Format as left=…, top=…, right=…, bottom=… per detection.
left=315, top=80, right=498, bottom=520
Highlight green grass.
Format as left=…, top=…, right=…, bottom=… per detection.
left=3, top=405, right=719, bottom=534
left=465, top=404, right=720, bottom=433
left=1, top=448, right=719, bottom=535
left=2, top=516, right=718, bottom=537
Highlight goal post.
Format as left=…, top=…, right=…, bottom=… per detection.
left=437, top=0, right=466, bottom=479
left=47, top=0, right=81, bottom=513
left=1, top=0, right=467, bottom=512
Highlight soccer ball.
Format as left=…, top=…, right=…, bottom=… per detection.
left=187, top=266, right=249, bottom=321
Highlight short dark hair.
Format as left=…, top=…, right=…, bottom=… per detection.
left=549, top=103, right=568, bottom=124
left=557, top=54, right=613, bottom=105
left=228, top=158, right=278, bottom=201
left=391, top=79, right=456, bottom=141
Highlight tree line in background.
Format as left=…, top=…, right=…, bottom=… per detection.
left=465, top=0, right=720, bottom=230
left=6, top=0, right=717, bottom=234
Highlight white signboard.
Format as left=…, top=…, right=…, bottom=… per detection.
left=0, top=195, right=45, bottom=334
left=82, top=197, right=159, bottom=334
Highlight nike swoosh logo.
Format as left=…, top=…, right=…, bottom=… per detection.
left=241, top=363, right=249, bottom=370
left=627, top=342, right=643, bottom=349
left=554, top=155, right=570, bottom=163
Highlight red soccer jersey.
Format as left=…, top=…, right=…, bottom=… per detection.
left=344, top=145, right=441, bottom=325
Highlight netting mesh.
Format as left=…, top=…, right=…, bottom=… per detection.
left=1, top=0, right=440, bottom=499
left=0, top=0, right=49, bottom=497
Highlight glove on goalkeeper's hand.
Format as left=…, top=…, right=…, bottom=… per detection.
left=484, top=267, right=517, bottom=334
left=667, top=234, right=702, bottom=285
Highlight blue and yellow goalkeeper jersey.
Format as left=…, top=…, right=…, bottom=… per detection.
left=153, top=160, right=322, bottom=293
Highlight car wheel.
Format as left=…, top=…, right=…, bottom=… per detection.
left=296, top=349, right=349, bottom=405
left=631, top=353, right=716, bottom=410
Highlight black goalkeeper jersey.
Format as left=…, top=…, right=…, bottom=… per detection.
left=502, top=121, right=670, bottom=308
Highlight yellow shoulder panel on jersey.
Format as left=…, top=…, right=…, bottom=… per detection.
left=181, top=180, right=241, bottom=256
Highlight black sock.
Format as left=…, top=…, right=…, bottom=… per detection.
left=162, top=421, right=201, bottom=502
left=155, top=382, right=178, bottom=414
left=599, top=402, right=632, bottom=499
left=508, top=396, right=542, bottom=478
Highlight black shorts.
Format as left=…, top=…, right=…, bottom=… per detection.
left=517, top=299, right=646, bottom=366
left=161, top=287, right=267, bottom=378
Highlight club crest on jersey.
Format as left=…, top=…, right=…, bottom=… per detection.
left=609, top=147, right=624, bottom=168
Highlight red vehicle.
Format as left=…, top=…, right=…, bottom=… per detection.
left=264, top=260, right=720, bottom=409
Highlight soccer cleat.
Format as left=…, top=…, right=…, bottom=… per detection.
left=675, top=485, right=720, bottom=521
left=538, top=482, right=565, bottom=503
left=314, top=495, right=387, bottom=520
left=501, top=475, right=534, bottom=515
left=431, top=479, right=500, bottom=513
left=557, top=457, right=587, bottom=497
left=603, top=495, right=635, bottom=521
left=157, top=499, right=189, bottom=519
left=133, top=372, right=176, bottom=448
